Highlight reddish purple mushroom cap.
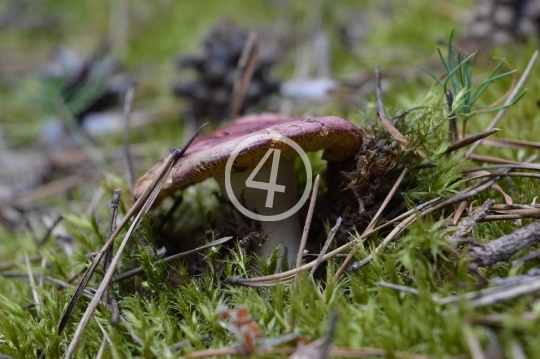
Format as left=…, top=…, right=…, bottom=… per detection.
left=134, top=113, right=363, bottom=200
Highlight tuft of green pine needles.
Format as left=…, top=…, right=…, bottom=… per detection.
left=418, top=31, right=526, bottom=121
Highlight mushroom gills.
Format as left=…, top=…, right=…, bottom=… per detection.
left=215, top=159, right=301, bottom=262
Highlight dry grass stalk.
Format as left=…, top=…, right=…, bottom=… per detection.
left=63, top=149, right=181, bottom=357
left=511, top=340, right=527, bottom=359
left=38, top=215, right=63, bottom=246
left=445, top=128, right=500, bottom=154
left=103, top=189, right=121, bottom=302
left=466, top=49, right=539, bottom=157
left=445, top=90, right=459, bottom=143
left=2, top=273, right=89, bottom=292
left=459, top=276, right=540, bottom=308
left=120, top=316, right=144, bottom=347
left=452, top=200, right=468, bottom=226
left=482, top=137, right=540, bottom=150
left=481, top=214, right=540, bottom=221
left=184, top=345, right=429, bottom=358
left=226, top=198, right=443, bottom=287
left=252, top=164, right=519, bottom=287
left=465, top=172, right=540, bottom=181
left=0, top=248, right=61, bottom=272
left=290, top=309, right=337, bottom=359
left=467, top=154, right=540, bottom=168
left=378, top=113, right=427, bottom=159
left=489, top=184, right=513, bottom=205
left=464, top=325, right=487, bottom=359
left=295, top=174, right=320, bottom=272
left=468, top=312, right=538, bottom=328
left=61, top=124, right=206, bottom=358
left=348, top=213, right=417, bottom=272
left=12, top=161, right=125, bottom=208
left=309, top=217, right=341, bottom=279
left=490, top=208, right=540, bottom=217
left=420, top=155, right=536, bottom=218
left=229, top=32, right=260, bottom=120
left=123, top=85, right=136, bottom=189
left=375, top=65, right=385, bottom=118
left=112, top=236, right=232, bottom=282
left=94, top=315, right=114, bottom=359
left=350, top=155, right=539, bottom=272
left=24, top=253, right=40, bottom=318
left=512, top=249, right=540, bottom=265
left=95, top=337, right=107, bottom=359
left=449, top=199, right=495, bottom=241
left=334, top=166, right=409, bottom=281
left=439, top=274, right=540, bottom=307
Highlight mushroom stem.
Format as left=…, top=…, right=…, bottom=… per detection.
left=215, top=160, right=301, bottom=262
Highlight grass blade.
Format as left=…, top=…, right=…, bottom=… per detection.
left=58, top=124, right=207, bottom=337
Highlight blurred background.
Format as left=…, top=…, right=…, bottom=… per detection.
left=1, top=0, right=539, bottom=221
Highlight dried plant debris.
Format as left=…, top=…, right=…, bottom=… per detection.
left=213, top=305, right=300, bottom=357
left=217, top=305, right=262, bottom=355
left=0, top=0, right=60, bottom=33
left=173, top=21, right=281, bottom=121
left=462, top=0, right=540, bottom=50
left=290, top=309, right=337, bottom=359
left=319, top=129, right=401, bottom=241
left=447, top=199, right=496, bottom=244
left=42, top=44, right=133, bottom=125
left=468, top=219, right=540, bottom=268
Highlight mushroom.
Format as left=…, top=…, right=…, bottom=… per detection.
left=135, top=113, right=363, bottom=261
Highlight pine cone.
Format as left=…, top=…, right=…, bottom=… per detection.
left=462, top=0, right=540, bottom=51
left=173, top=22, right=280, bottom=121
left=43, top=45, right=132, bottom=124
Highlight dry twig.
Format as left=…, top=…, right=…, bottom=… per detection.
left=445, top=90, right=459, bottom=144
left=290, top=309, right=338, bottom=359
left=295, top=174, right=320, bottom=271
left=38, top=215, right=63, bottom=246
left=445, top=128, right=500, bottom=154
left=229, top=32, right=260, bottom=120
left=24, top=253, right=40, bottom=319
left=60, top=124, right=206, bottom=358
left=112, top=236, right=232, bottom=282
left=184, top=345, right=429, bottom=358
left=468, top=220, right=540, bottom=268
left=103, top=189, right=121, bottom=303
left=375, top=66, right=385, bottom=118
left=334, top=166, right=409, bottom=281
left=466, top=50, right=539, bottom=156
left=468, top=312, right=538, bottom=328
left=450, top=199, right=495, bottom=241
left=482, top=137, right=540, bottom=150
left=123, top=85, right=136, bottom=189
left=348, top=155, right=537, bottom=273
left=464, top=325, right=487, bottom=359
left=226, top=198, right=442, bottom=287
left=0, top=248, right=61, bottom=272
left=309, top=217, right=341, bottom=279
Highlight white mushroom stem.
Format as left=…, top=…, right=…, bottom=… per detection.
left=215, top=160, right=301, bottom=262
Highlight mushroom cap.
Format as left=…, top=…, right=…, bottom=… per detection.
left=134, top=113, right=363, bottom=199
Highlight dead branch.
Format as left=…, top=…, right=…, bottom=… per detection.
left=469, top=220, right=540, bottom=267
